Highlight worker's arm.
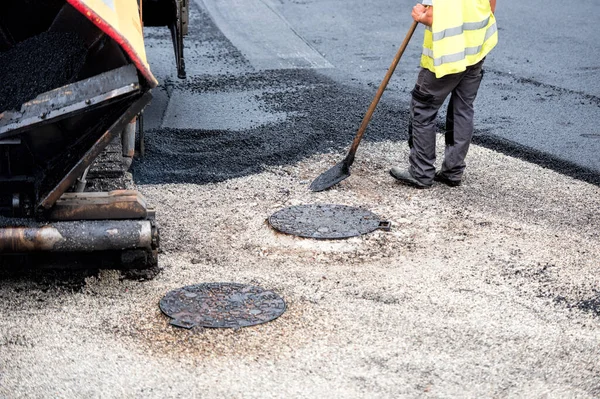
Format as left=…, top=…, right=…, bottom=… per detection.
left=490, top=0, right=496, bottom=13
left=412, top=4, right=433, bottom=27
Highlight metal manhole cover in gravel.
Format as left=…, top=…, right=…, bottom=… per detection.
left=159, top=283, right=286, bottom=329
left=268, top=204, right=390, bottom=239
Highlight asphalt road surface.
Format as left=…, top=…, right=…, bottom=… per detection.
left=268, top=0, right=600, bottom=177
left=140, top=0, right=600, bottom=184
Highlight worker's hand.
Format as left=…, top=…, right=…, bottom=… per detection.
left=412, top=4, right=432, bottom=26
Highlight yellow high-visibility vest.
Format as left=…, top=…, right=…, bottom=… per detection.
left=420, top=0, right=498, bottom=78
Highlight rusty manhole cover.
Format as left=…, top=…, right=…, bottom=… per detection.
left=269, top=204, right=390, bottom=239
left=159, top=283, right=286, bottom=329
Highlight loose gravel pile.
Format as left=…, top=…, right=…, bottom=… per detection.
left=3, top=139, right=600, bottom=398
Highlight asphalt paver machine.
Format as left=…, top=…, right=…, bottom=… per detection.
left=142, top=0, right=189, bottom=79
left=0, top=0, right=185, bottom=276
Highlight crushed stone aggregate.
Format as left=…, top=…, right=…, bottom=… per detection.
left=0, top=31, right=87, bottom=112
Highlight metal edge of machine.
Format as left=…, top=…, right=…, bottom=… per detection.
left=0, top=0, right=164, bottom=278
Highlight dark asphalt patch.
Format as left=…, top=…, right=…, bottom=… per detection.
left=575, top=294, right=600, bottom=317
left=0, top=31, right=87, bottom=112
left=132, top=65, right=600, bottom=187
left=134, top=0, right=600, bottom=187
left=555, top=294, right=600, bottom=318
left=473, top=133, right=600, bottom=187
left=132, top=69, right=409, bottom=185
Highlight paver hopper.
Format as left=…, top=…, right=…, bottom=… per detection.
left=0, top=0, right=165, bottom=275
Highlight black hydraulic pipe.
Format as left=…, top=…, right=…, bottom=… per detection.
left=0, top=220, right=153, bottom=253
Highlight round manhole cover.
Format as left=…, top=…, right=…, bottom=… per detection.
left=159, top=283, right=286, bottom=329
left=268, top=204, right=390, bottom=239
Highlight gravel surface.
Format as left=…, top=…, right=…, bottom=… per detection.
left=2, top=139, right=600, bottom=398
left=1, top=1, right=599, bottom=397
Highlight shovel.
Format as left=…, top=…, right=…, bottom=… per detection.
left=310, top=20, right=419, bottom=192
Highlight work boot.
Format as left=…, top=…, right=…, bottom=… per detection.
left=389, top=167, right=432, bottom=189
left=434, top=171, right=461, bottom=187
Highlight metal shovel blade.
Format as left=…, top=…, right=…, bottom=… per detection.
left=308, top=21, right=418, bottom=193
left=309, top=160, right=350, bottom=192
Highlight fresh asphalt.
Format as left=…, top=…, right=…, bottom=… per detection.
left=137, top=0, right=600, bottom=185
left=264, top=0, right=600, bottom=179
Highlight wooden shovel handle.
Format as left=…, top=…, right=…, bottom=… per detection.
left=345, top=20, right=419, bottom=164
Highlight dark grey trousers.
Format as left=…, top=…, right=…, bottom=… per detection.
left=408, top=59, right=485, bottom=184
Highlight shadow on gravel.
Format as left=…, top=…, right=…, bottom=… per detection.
left=555, top=293, right=600, bottom=318
left=576, top=294, right=600, bottom=317
left=132, top=69, right=409, bottom=185
left=0, top=268, right=95, bottom=292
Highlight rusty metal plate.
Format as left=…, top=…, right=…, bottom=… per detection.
left=269, top=204, right=390, bottom=239
left=159, top=283, right=286, bottom=329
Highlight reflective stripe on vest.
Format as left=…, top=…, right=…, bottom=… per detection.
left=427, top=16, right=491, bottom=42
left=423, top=22, right=498, bottom=66
left=420, top=0, right=498, bottom=78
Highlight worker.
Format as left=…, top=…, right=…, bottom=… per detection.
left=390, top=0, right=498, bottom=188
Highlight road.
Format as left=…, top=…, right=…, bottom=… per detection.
left=1, top=1, right=600, bottom=398
left=142, top=0, right=600, bottom=184
left=271, top=0, right=600, bottom=177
